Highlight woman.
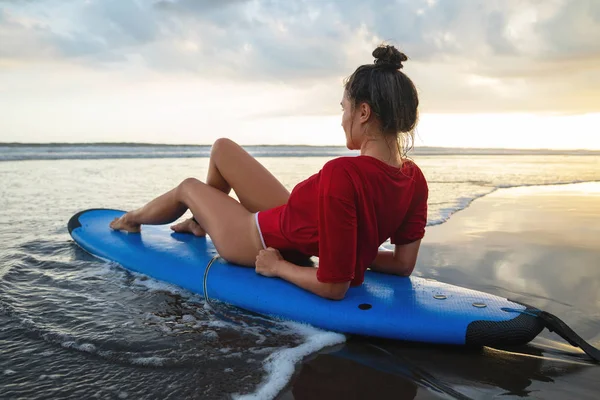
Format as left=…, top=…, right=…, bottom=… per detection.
left=110, top=44, right=428, bottom=301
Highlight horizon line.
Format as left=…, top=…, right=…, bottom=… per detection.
left=1, top=142, right=600, bottom=153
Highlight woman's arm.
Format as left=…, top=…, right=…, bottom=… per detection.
left=276, top=259, right=350, bottom=300
left=255, top=248, right=350, bottom=300
left=370, top=240, right=421, bottom=276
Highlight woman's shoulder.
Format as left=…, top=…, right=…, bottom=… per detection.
left=320, top=157, right=359, bottom=176
left=323, top=156, right=355, bottom=167
left=402, top=158, right=425, bottom=178
left=323, top=155, right=386, bottom=171
left=321, top=156, right=426, bottom=183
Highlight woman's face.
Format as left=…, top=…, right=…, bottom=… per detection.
left=341, top=92, right=372, bottom=150
left=341, top=93, right=358, bottom=150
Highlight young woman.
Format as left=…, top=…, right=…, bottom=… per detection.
left=110, top=45, right=428, bottom=301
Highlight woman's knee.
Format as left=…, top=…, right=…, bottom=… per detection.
left=177, top=177, right=203, bottom=200
left=211, top=138, right=239, bottom=159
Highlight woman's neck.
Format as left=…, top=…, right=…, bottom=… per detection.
left=359, top=137, right=403, bottom=167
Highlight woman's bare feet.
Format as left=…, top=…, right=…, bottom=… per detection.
left=170, top=218, right=206, bottom=237
left=109, top=213, right=141, bottom=233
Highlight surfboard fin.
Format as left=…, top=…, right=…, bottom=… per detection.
left=537, top=311, right=600, bottom=363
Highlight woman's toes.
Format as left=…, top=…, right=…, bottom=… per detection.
left=110, top=217, right=125, bottom=230
left=190, top=223, right=206, bottom=237
left=170, top=218, right=206, bottom=237
left=170, top=221, right=187, bottom=232
left=110, top=215, right=140, bottom=233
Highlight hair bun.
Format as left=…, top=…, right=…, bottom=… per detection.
left=372, top=45, right=408, bottom=70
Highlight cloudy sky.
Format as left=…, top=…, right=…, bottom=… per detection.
left=1, top=0, right=599, bottom=148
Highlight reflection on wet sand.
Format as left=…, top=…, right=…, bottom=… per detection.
left=285, top=337, right=594, bottom=399
left=285, top=343, right=421, bottom=400
left=287, top=183, right=600, bottom=399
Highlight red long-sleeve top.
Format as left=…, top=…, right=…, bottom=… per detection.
left=257, top=155, right=428, bottom=286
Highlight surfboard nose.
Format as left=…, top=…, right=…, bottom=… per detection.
left=68, top=208, right=122, bottom=234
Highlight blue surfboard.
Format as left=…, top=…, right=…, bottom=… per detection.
left=68, top=209, right=544, bottom=346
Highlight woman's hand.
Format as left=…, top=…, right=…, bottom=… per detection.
left=255, top=247, right=284, bottom=277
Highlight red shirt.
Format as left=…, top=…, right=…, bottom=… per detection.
left=257, top=155, right=428, bottom=286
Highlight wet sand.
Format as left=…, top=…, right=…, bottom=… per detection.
left=282, top=182, right=600, bottom=399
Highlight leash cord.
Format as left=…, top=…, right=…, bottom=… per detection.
left=203, top=255, right=221, bottom=304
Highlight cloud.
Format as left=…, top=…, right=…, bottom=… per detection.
left=154, top=0, right=249, bottom=13
left=1, top=0, right=599, bottom=113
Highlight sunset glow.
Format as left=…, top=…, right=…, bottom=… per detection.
left=1, top=1, right=599, bottom=149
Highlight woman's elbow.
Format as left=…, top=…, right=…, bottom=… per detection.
left=323, top=282, right=350, bottom=300
left=398, top=263, right=416, bottom=277
left=326, top=292, right=345, bottom=301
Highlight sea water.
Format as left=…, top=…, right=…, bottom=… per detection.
left=0, top=144, right=599, bottom=399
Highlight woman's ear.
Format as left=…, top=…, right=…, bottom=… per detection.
left=359, top=102, right=371, bottom=123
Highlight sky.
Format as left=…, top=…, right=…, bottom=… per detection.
left=1, top=0, right=599, bottom=149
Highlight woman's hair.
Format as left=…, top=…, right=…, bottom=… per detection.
left=344, top=44, right=419, bottom=157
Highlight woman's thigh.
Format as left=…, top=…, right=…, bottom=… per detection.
left=209, top=138, right=290, bottom=213
left=178, top=178, right=263, bottom=266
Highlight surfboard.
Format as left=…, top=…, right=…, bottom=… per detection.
left=68, top=209, right=544, bottom=346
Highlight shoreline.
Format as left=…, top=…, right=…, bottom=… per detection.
left=281, top=181, right=600, bottom=399
left=426, top=180, right=600, bottom=227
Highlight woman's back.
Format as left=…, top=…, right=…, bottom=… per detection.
left=260, top=155, right=428, bottom=286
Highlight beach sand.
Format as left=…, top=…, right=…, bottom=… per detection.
left=281, top=182, right=600, bottom=399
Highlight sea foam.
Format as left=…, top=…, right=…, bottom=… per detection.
left=233, top=322, right=345, bottom=400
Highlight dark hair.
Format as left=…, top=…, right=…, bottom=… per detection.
left=344, top=44, right=419, bottom=156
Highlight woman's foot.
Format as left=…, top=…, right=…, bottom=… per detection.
left=109, top=213, right=141, bottom=233
left=170, top=218, right=206, bottom=237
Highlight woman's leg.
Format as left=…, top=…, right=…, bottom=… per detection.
left=172, top=138, right=291, bottom=235
left=110, top=178, right=263, bottom=266
left=109, top=187, right=187, bottom=233
left=206, top=138, right=290, bottom=212
left=200, top=139, right=313, bottom=265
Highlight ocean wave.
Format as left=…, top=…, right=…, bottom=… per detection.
left=0, top=144, right=353, bottom=161
left=2, top=144, right=599, bottom=161
left=427, top=180, right=600, bottom=227
left=234, top=322, right=346, bottom=400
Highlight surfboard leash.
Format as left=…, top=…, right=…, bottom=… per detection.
left=504, top=307, right=600, bottom=362
left=537, top=310, right=600, bottom=362
left=203, top=255, right=221, bottom=304
left=192, top=215, right=218, bottom=304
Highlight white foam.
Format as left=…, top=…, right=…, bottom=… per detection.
left=495, top=179, right=595, bottom=190
left=428, top=191, right=495, bottom=226
left=233, top=322, right=345, bottom=400
left=158, top=325, right=172, bottom=334
left=207, top=320, right=228, bottom=328
left=181, top=314, right=196, bottom=323
left=247, top=347, right=278, bottom=355
left=142, top=313, right=164, bottom=323
left=427, top=180, right=600, bottom=227
left=61, top=341, right=97, bottom=353
left=77, top=343, right=97, bottom=353
left=130, top=356, right=166, bottom=367
left=253, top=334, right=267, bottom=345
left=132, top=276, right=183, bottom=294
left=202, top=330, right=219, bottom=340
